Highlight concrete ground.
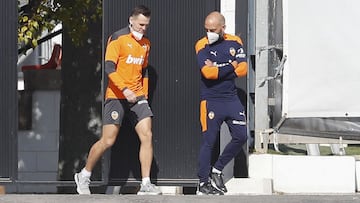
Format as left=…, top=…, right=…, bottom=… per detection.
left=1, top=194, right=360, bottom=203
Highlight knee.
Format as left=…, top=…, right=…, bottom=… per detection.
left=139, top=130, right=153, bottom=143
left=240, top=135, right=248, bottom=144
left=233, top=133, right=248, bottom=145
left=144, top=130, right=153, bottom=140
left=100, top=137, right=116, bottom=149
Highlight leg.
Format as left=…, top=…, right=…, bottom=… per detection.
left=75, top=124, right=120, bottom=195
left=75, top=99, right=124, bottom=195
left=198, top=100, right=224, bottom=183
left=210, top=117, right=246, bottom=193
left=210, top=101, right=247, bottom=193
left=214, top=102, right=247, bottom=171
left=197, top=100, right=225, bottom=195
left=198, top=130, right=220, bottom=183
left=130, top=99, right=161, bottom=195
left=213, top=122, right=247, bottom=171
left=135, top=117, right=153, bottom=179
left=85, top=124, right=120, bottom=171
left=135, top=117, right=162, bottom=195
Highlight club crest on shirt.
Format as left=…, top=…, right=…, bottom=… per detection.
left=229, top=47, right=236, bottom=56
left=142, top=44, right=148, bottom=51
left=208, top=111, right=215, bottom=120
left=111, top=111, right=119, bottom=120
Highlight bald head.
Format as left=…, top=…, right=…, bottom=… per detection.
left=204, top=11, right=225, bottom=34
left=206, top=11, right=225, bottom=25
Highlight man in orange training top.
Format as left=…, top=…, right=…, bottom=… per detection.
left=74, top=5, right=161, bottom=195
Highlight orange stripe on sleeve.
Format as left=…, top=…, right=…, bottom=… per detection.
left=201, top=66, right=219, bottom=79
left=200, top=100, right=207, bottom=132
left=234, top=62, right=248, bottom=77
left=225, top=34, right=244, bottom=46
left=195, top=37, right=208, bottom=54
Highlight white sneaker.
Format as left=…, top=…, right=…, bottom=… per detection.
left=74, top=173, right=91, bottom=195
left=137, top=182, right=162, bottom=195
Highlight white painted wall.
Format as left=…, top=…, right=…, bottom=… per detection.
left=221, top=0, right=236, bottom=35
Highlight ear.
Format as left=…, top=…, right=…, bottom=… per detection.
left=220, top=25, right=226, bottom=34
left=129, top=16, right=133, bottom=26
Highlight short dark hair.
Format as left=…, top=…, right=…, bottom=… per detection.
left=130, top=5, right=151, bottom=17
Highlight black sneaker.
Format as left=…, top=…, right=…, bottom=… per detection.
left=211, top=172, right=227, bottom=193
left=196, top=182, right=224, bottom=195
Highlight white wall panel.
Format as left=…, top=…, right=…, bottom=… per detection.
left=283, top=0, right=360, bottom=118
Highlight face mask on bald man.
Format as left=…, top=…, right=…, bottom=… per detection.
left=207, top=32, right=220, bottom=44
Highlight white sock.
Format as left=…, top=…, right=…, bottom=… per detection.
left=142, top=177, right=151, bottom=185
left=212, top=167, right=222, bottom=174
left=81, top=168, right=92, bottom=178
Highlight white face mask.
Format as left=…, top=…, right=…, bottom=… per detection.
left=131, top=30, right=143, bottom=41
left=207, top=32, right=219, bottom=44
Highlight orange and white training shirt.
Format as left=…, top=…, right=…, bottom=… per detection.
left=104, top=26, right=150, bottom=100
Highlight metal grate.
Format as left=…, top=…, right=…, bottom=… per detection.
left=0, top=0, right=18, bottom=180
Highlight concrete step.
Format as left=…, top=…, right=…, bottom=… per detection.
left=249, top=154, right=356, bottom=194
left=225, top=178, right=272, bottom=195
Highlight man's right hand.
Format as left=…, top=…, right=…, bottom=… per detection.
left=205, top=59, right=214, bottom=67
left=231, top=60, right=238, bottom=68
left=122, top=88, right=137, bottom=103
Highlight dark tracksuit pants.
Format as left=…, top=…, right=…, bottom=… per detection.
left=198, top=99, right=247, bottom=183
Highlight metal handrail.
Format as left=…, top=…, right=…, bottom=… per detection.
left=18, top=29, right=62, bottom=54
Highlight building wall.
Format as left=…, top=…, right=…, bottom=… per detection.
left=16, top=91, right=60, bottom=193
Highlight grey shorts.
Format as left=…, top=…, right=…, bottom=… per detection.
left=103, top=97, right=153, bottom=127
